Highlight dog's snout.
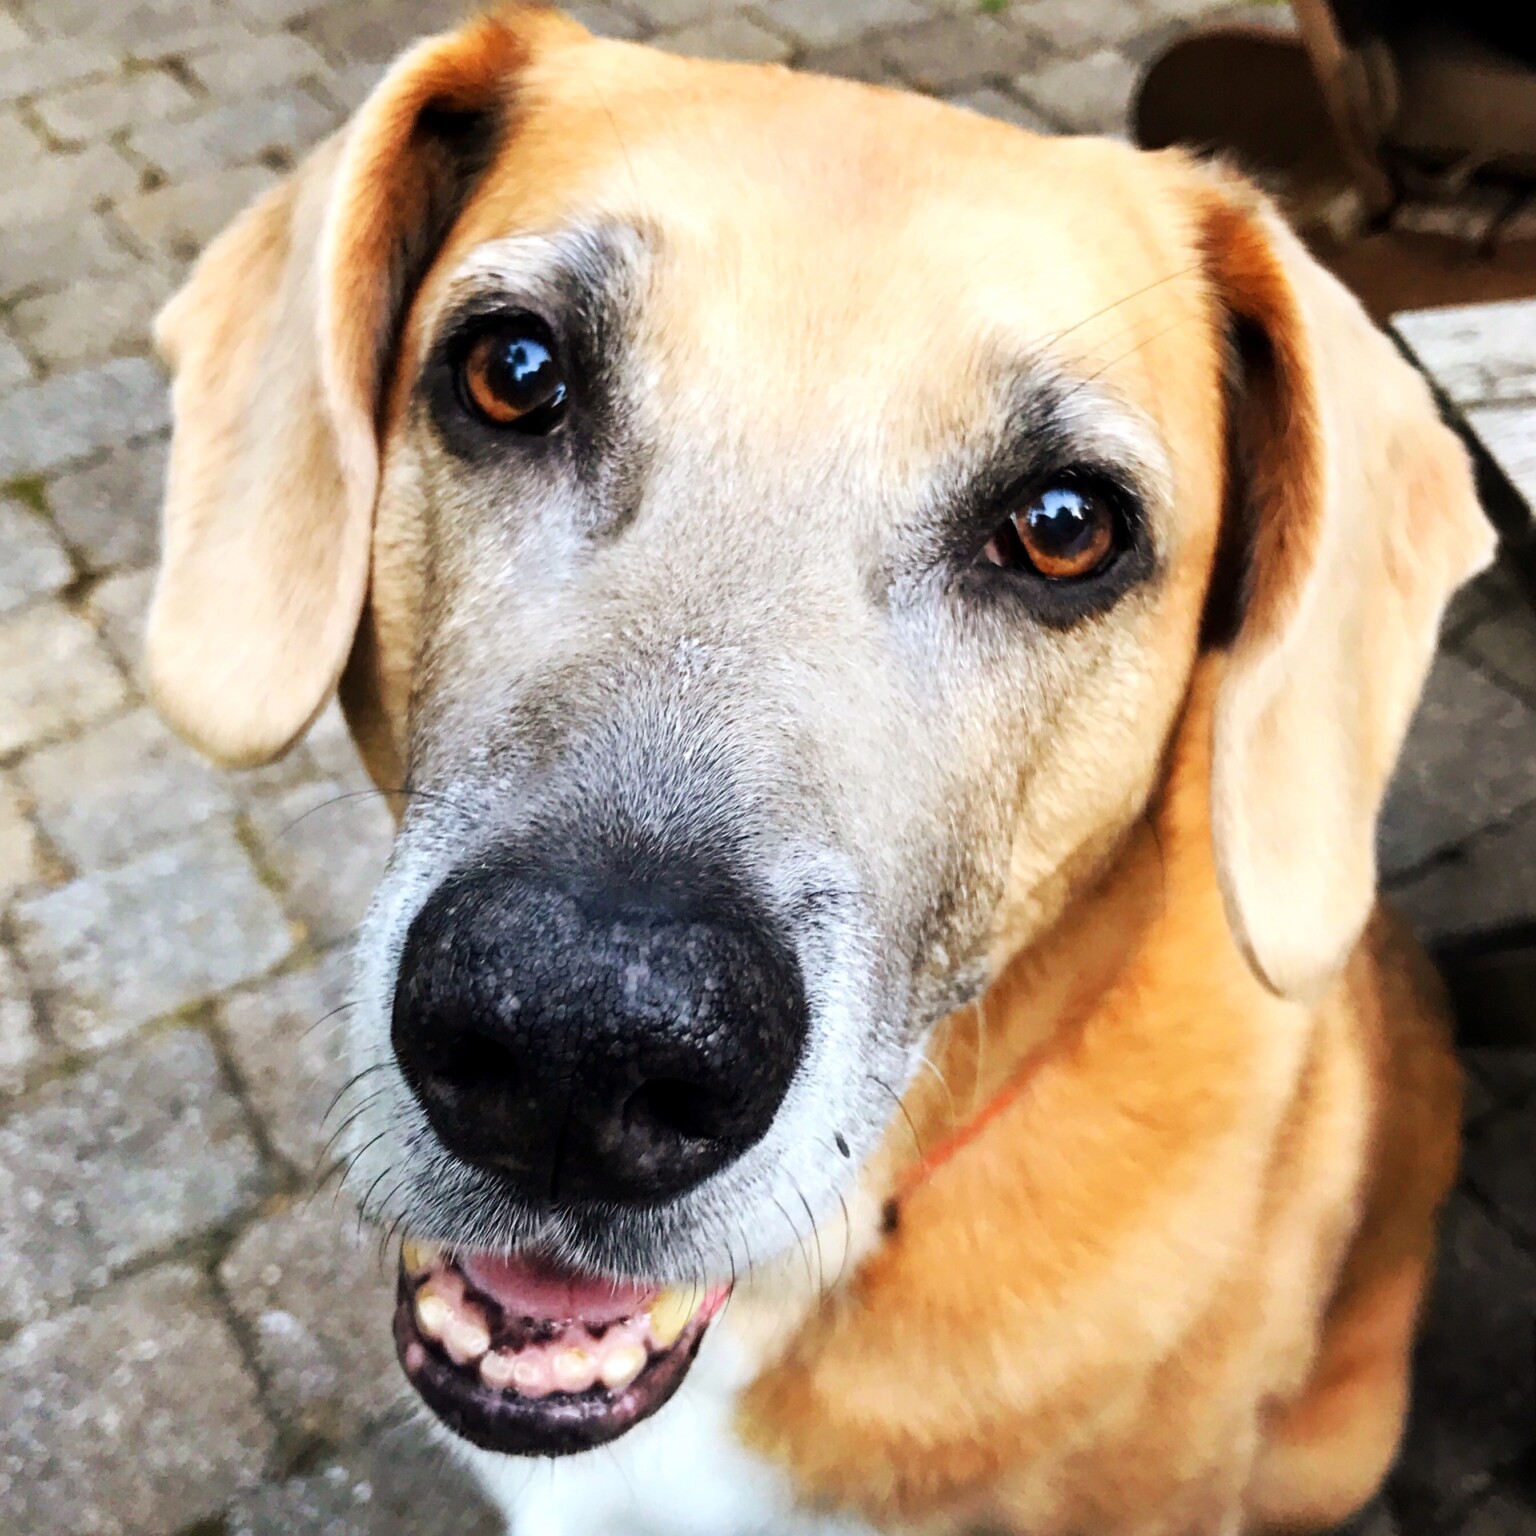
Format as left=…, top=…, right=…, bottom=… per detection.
left=391, top=860, right=809, bottom=1204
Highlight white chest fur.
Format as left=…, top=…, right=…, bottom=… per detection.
left=453, top=1326, right=882, bottom=1536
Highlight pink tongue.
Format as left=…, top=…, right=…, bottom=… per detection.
left=460, top=1253, right=656, bottom=1326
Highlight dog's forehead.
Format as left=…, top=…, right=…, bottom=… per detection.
left=414, top=39, right=1214, bottom=440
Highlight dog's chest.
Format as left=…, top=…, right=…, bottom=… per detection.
left=460, top=1327, right=882, bottom=1536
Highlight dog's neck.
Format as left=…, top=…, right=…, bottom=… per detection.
left=725, top=663, right=1268, bottom=1344
left=726, top=667, right=1334, bottom=1527
left=888, top=664, right=1222, bottom=1213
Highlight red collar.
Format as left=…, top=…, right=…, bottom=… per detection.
left=894, top=1033, right=1058, bottom=1204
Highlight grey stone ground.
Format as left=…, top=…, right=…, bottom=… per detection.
left=0, top=1, right=1531, bottom=1532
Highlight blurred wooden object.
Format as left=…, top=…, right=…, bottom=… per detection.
left=1133, top=4, right=1536, bottom=318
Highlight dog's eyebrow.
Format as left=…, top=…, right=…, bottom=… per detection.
left=414, top=223, right=652, bottom=367
left=940, top=363, right=1173, bottom=524
left=877, top=362, right=1172, bottom=616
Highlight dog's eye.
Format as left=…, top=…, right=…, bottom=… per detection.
left=458, top=319, right=568, bottom=433
left=982, top=482, right=1118, bottom=580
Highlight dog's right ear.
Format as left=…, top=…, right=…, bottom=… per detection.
left=147, top=6, right=582, bottom=767
left=1196, top=169, right=1494, bottom=1001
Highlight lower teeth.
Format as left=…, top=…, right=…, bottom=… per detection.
left=599, top=1343, right=647, bottom=1390
left=408, top=1255, right=699, bottom=1397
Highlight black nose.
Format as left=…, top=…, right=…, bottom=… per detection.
left=391, top=859, right=808, bottom=1204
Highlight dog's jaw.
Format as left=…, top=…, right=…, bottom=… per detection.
left=394, top=1241, right=728, bottom=1456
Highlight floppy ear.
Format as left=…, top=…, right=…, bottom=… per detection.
left=1199, top=176, right=1496, bottom=999
left=148, top=7, right=571, bottom=767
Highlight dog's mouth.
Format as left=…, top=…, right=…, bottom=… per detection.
left=393, top=1240, right=728, bottom=1455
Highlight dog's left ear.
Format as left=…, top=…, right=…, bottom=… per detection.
left=1198, top=173, right=1496, bottom=1000
left=148, top=7, right=580, bottom=767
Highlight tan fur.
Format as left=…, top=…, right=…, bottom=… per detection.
left=737, top=669, right=1462, bottom=1535
left=149, top=8, right=1493, bottom=1532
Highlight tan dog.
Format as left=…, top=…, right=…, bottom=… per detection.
left=147, top=8, right=1493, bottom=1534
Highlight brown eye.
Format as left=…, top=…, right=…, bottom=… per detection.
left=458, top=321, right=567, bottom=432
left=983, top=483, right=1117, bottom=580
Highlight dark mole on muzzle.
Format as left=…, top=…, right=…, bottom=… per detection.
left=391, top=846, right=809, bottom=1206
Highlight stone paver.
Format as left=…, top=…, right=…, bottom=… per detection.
left=1, top=210, right=136, bottom=298
left=300, top=0, right=465, bottom=67
left=1460, top=590, right=1536, bottom=702
left=226, top=1427, right=501, bottom=1536
left=660, top=13, right=793, bottom=64
left=31, top=66, right=196, bottom=143
left=115, top=162, right=281, bottom=263
left=0, top=37, right=117, bottom=102
left=221, top=945, right=358, bottom=1174
left=619, top=0, right=728, bottom=32
left=184, top=31, right=331, bottom=97
left=1006, top=0, right=1152, bottom=58
left=0, top=105, right=46, bottom=167
left=129, top=87, right=337, bottom=178
left=0, top=3, right=1532, bottom=1534
left=13, top=822, right=294, bottom=1049
left=16, top=707, right=239, bottom=872
left=11, top=268, right=172, bottom=373
left=0, top=141, right=140, bottom=226
left=1463, top=1106, right=1536, bottom=1250
left=1380, top=652, right=1536, bottom=875
left=0, top=1027, right=265, bottom=1326
left=0, top=777, right=43, bottom=899
left=770, top=0, right=929, bottom=50
left=1392, top=1196, right=1536, bottom=1529
left=0, top=944, right=41, bottom=1092
left=46, top=434, right=167, bottom=574
left=0, top=330, right=33, bottom=391
left=948, top=84, right=1053, bottom=132
left=83, top=566, right=154, bottom=677
left=220, top=1199, right=407, bottom=1444
left=0, top=357, right=168, bottom=479
left=0, top=1265, right=275, bottom=1536
left=1013, top=45, right=1139, bottom=134
left=0, top=602, right=128, bottom=759
left=243, top=778, right=395, bottom=947
left=880, top=13, right=1045, bottom=92
left=1389, top=803, right=1536, bottom=944
left=0, top=499, right=73, bottom=613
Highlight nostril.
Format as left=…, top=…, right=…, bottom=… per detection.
left=624, top=1077, right=736, bottom=1144
left=422, top=1026, right=521, bottom=1095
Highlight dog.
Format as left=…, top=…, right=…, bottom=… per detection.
left=144, top=7, right=1494, bottom=1533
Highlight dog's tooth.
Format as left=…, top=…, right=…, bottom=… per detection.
left=401, top=1238, right=442, bottom=1277
left=442, top=1310, right=491, bottom=1365
left=646, top=1289, right=696, bottom=1350
left=480, top=1350, right=520, bottom=1390
left=415, top=1287, right=451, bottom=1341
left=512, top=1354, right=553, bottom=1398
left=599, top=1343, right=647, bottom=1391
left=552, top=1347, right=597, bottom=1393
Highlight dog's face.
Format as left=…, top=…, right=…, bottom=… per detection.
left=362, top=84, right=1215, bottom=1268
left=148, top=7, right=1489, bottom=1460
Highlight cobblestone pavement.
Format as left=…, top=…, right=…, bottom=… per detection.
left=1, top=2, right=1532, bottom=1533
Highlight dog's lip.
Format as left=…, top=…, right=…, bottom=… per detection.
left=393, top=1244, right=727, bottom=1456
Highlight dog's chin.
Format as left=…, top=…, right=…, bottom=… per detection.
left=393, top=1241, right=728, bottom=1457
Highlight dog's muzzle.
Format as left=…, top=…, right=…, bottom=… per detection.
left=387, top=850, right=808, bottom=1453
